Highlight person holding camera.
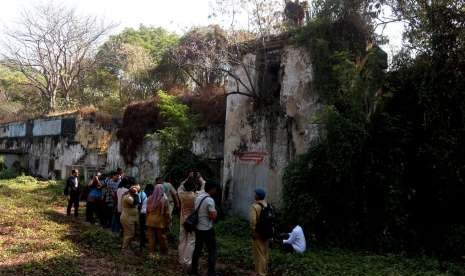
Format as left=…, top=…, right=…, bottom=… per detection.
left=178, top=171, right=206, bottom=193
left=120, top=177, right=141, bottom=253
left=86, top=172, right=104, bottom=225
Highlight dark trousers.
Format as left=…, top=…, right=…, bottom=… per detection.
left=67, top=193, right=80, bottom=217
left=102, top=205, right=113, bottom=228
left=139, top=213, right=147, bottom=249
left=191, top=229, right=217, bottom=276
left=282, top=243, right=294, bottom=253
left=85, top=200, right=103, bottom=224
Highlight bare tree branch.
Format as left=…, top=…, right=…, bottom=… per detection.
left=1, top=2, right=115, bottom=113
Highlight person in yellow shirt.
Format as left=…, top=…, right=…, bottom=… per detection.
left=250, top=188, right=269, bottom=276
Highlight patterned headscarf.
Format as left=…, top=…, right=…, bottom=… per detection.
left=147, top=184, right=165, bottom=213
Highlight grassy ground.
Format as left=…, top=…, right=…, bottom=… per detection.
left=0, top=176, right=464, bottom=275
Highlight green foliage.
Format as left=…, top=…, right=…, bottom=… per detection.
left=1, top=176, right=464, bottom=275
left=0, top=169, right=20, bottom=180
left=0, top=155, right=5, bottom=171
left=0, top=157, right=21, bottom=179
left=110, top=25, right=179, bottom=65
left=284, top=1, right=465, bottom=257
left=0, top=176, right=167, bottom=275
left=213, top=217, right=464, bottom=276
left=161, top=148, right=214, bottom=187
left=292, top=14, right=369, bottom=104
left=284, top=10, right=386, bottom=248
left=147, top=91, right=197, bottom=171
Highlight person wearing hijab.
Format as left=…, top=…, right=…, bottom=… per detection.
left=146, top=183, right=171, bottom=256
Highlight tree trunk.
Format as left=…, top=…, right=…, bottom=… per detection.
left=48, top=91, right=57, bottom=113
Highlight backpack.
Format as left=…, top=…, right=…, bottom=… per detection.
left=183, top=196, right=210, bottom=233
left=256, top=203, right=275, bottom=240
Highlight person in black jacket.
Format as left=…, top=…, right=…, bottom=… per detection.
left=64, top=169, right=81, bottom=217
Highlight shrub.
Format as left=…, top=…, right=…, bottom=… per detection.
left=0, top=169, right=19, bottom=180
left=117, top=99, right=162, bottom=165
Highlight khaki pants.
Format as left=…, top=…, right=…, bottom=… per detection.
left=121, top=217, right=136, bottom=249
left=147, top=227, right=168, bottom=254
left=253, top=238, right=269, bottom=276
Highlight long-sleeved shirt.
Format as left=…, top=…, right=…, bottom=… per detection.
left=250, top=200, right=267, bottom=238
left=283, top=225, right=306, bottom=253
left=116, top=187, right=129, bottom=213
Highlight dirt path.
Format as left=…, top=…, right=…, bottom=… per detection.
left=53, top=205, right=254, bottom=276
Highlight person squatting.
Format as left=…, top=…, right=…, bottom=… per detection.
left=64, top=168, right=306, bottom=276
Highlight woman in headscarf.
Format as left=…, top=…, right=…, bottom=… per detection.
left=178, top=179, right=196, bottom=272
left=146, top=183, right=171, bottom=256
left=120, top=177, right=140, bottom=252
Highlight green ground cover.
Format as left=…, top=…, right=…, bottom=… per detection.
left=0, top=176, right=463, bottom=275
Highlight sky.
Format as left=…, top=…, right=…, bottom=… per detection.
left=0, top=0, right=404, bottom=55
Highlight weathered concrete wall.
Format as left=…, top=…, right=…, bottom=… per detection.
left=192, top=125, right=224, bottom=160
left=105, top=124, right=225, bottom=184
left=105, top=139, right=160, bottom=185
left=223, top=46, right=320, bottom=218
left=32, top=119, right=62, bottom=136
left=0, top=122, right=27, bottom=138
left=0, top=114, right=112, bottom=180
left=27, top=136, right=86, bottom=178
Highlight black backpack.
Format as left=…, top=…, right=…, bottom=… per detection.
left=256, top=203, right=275, bottom=240
left=184, top=196, right=210, bottom=233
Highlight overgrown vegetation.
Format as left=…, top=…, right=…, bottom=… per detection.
left=148, top=91, right=197, bottom=170
left=117, top=90, right=201, bottom=169
left=283, top=0, right=465, bottom=257
left=116, top=99, right=162, bottom=165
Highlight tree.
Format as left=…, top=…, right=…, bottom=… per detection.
left=211, top=0, right=284, bottom=37
left=94, top=26, right=179, bottom=103
left=1, top=2, right=113, bottom=113
left=167, top=25, right=230, bottom=89
left=170, top=1, right=301, bottom=103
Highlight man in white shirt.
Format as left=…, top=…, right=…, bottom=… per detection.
left=282, top=223, right=307, bottom=254
left=191, top=180, right=218, bottom=276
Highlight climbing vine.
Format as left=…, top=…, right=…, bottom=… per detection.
left=147, top=91, right=197, bottom=172
left=283, top=12, right=389, bottom=249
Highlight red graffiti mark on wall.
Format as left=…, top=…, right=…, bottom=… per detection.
left=234, top=151, right=267, bottom=164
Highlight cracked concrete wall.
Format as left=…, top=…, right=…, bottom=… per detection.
left=223, top=46, right=321, bottom=218
left=0, top=114, right=112, bottom=179
left=192, top=125, right=224, bottom=160
left=105, top=138, right=160, bottom=185
left=75, top=117, right=112, bottom=154
left=1, top=109, right=225, bottom=186
left=105, top=124, right=224, bottom=184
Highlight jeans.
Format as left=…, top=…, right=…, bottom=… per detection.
left=191, top=229, right=216, bottom=276
left=67, top=193, right=80, bottom=217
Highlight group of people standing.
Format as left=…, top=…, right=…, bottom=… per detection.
left=64, top=168, right=306, bottom=276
